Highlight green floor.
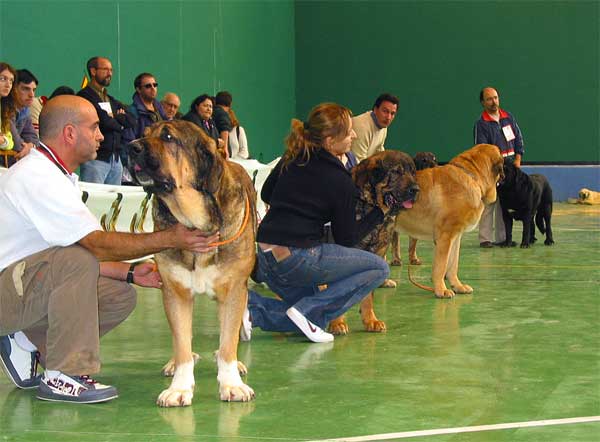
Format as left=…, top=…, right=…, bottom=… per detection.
left=1, top=203, right=599, bottom=442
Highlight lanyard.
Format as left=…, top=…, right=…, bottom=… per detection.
left=37, top=142, right=70, bottom=176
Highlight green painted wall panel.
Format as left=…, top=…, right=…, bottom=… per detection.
left=0, top=0, right=295, bottom=161
left=295, top=0, right=599, bottom=163
left=1, top=1, right=596, bottom=163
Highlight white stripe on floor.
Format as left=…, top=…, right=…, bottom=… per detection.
left=306, top=416, right=600, bottom=442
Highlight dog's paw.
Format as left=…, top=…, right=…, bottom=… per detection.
left=520, top=243, right=530, bottom=249
left=434, top=289, right=455, bottom=299
left=390, top=258, right=402, bottom=266
left=219, top=382, right=255, bottom=402
left=364, top=319, right=387, bottom=333
left=328, top=319, right=349, bottom=335
left=380, top=278, right=397, bottom=288
left=452, top=284, right=473, bottom=294
left=409, top=257, right=422, bottom=265
left=237, top=361, right=248, bottom=377
left=544, top=239, right=555, bottom=246
left=157, top=388, right=194, bottom=407
left=162, top=353, right=201, bottom=377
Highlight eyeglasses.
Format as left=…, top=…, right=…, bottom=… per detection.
left=143, top=83, right=158, bottom=89
left=0, top=76, right=14, bottom=84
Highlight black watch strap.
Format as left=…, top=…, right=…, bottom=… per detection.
left=126, top=263, right=136, bottom=284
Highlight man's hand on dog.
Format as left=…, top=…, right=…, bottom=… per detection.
left=169, top=223, right=220, bottom=253
left=133, top=262, right=163, bottom=288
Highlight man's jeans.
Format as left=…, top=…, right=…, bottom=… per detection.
left=248, top=243, right=389, bottom=332
left=79, top=155, right=123, bottom=185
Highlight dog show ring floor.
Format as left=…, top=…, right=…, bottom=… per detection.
left=1, top=202, right=598, bottom=441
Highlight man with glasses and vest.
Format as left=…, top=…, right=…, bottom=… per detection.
left=474, top=86, right=525, bottom=248
left=77, top=56, right=135, bottom=185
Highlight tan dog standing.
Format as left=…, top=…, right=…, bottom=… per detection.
left=394, top=144, right=504, bottom=298
left=128, top=121, right=257, bottom=407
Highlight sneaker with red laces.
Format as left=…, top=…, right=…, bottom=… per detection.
left=36, top=372, right=118, bottom=404
left=0, top=334, right=41, bottom=389
left=286, top=307, right=334, bottom=343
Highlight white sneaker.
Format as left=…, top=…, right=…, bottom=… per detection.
left=239, top=307, right=252, bottom=342
left=37, top=372, right=118, bottom=404
left=0, top=334, right=41, bottom=389
left=286, top=307, right=334, bottom=343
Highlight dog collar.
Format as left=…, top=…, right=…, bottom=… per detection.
left=208, top=196, right=251, bottom=247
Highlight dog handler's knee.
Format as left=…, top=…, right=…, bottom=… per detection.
left=51, top=245, right=99, bottom=280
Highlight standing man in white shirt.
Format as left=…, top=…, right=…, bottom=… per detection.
left=350, top=93, right=399, bottom=163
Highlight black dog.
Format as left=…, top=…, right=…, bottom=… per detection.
left=413, top=151, right=438, bottom=170
left=497, top=160, right=554, bottom=248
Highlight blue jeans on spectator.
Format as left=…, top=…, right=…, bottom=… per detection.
left=79, top=155, right=123, bottom=185
left=248, top=243, right=389, bottom=332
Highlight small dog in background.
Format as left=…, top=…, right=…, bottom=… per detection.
left=577, top=188, right=600, bottom=205
left=391, top=151, right=437, bottom=266
left=497, top=160, right=554, bottom=248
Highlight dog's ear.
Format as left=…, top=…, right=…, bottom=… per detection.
left=352, top=157, right=372, bottom=188
left=493, top=160, right=504, bottom=180
left=194, top=137, right=223, bottom=194
left=369, top=158, right=388, bottom=185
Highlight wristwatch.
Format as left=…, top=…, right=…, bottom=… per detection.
left=126, top=263, right=136, bottom=284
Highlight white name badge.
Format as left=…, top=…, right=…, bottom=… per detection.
left=98, top=101, right=113, bottom=117
left=502, top=124, right=516, bottom=142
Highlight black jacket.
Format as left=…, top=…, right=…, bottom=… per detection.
left=77, top=86, right=136, bottom=162
left=182, top=111, right=220, bottom=143
left=258, top=148, right=383, bottom=248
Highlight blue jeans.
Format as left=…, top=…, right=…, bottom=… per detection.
left=248, top=243, right=389, bottom=332
left=79, top=156, right=123, bottom=185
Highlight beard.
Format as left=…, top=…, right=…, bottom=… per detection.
left=98, top=76, right=112, bottom=87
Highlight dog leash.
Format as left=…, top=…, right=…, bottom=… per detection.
left=407, top=264, right=435, bottom=293
left=208, top=196, right=251, bottom=247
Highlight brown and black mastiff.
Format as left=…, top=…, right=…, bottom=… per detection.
left=393, top=144, right=504, bottom=298
left=128, top=120, right=257, bottom=407
left=329, top=150, right=419, bottom=334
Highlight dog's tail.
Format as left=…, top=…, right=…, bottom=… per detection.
left=408, top=265, right=435, bottom=293
left=536, top=183, right=554, bottom=234
left=535, top=210, right=546, bottom=234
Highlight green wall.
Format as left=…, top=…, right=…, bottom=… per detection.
left=295, top=0, right=599, bottom=163
left=1, top=1, right=598, bottom=163
left=0, top=0, right=296, bottom=162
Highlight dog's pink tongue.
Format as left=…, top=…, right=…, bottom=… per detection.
left=134, top=164, right=142, bottom=172
left=402, top=200, right=413, bottom=209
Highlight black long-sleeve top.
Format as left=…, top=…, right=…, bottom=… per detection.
left=257, top=147, right=383, bottom=248
left=77, top=86, right=135, bottom=162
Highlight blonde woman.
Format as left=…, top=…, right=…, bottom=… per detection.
left=244, top=103, right=389, bottom=343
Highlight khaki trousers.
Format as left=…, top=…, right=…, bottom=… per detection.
left=0, top=245, right=136, bottom=375
left=478, top=200, right=506, bottom=243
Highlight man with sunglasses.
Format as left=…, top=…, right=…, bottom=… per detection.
left=125, top=73, right=167, bottom=142
left=77, top=56, right=135, bottom=185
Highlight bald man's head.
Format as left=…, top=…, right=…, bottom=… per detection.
left=161, top=92, right=181, bottom=120
left=39, top=95, right=95, bottom=141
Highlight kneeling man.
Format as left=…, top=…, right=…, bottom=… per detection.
left=0, top=96, right=218, bottom=404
